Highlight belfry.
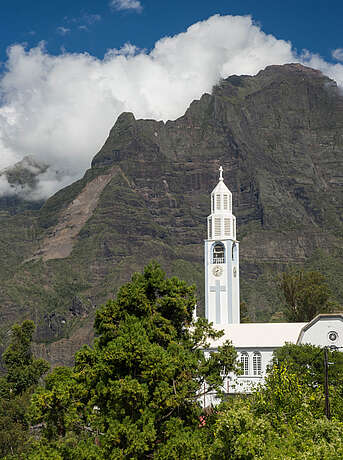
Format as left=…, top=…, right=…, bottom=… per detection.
left=203, top=168, right=343, bottom=401
left=204, top=167, right=240, bottom=324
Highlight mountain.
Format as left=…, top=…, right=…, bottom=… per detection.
left=0, top=63, right=343, bottom=367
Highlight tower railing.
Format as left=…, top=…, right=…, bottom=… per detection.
left=213, top=257, right=225, bottom=264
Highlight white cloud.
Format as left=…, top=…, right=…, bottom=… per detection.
left=0, top=14, right=343, bottom=200
left=59, top=13, right=102, bottom=34
left=57, top=26, right=70, bottom=36
left=84, top=13, right=101, bottom=24
left=332, top=48, right=343, bottom=62
left=110, top=0, right=142, bottom=12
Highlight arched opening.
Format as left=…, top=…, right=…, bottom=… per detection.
left=213, top=242, right=225, bottom=264
left=240, top=352, right=249, bottom=376
left=253, top=352, right=262, bottom=376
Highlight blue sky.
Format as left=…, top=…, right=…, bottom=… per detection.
left=0, top=0, right=343, bottom=199
left=1, top=0, right=342, bottom=64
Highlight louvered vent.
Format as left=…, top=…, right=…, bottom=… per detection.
left=224, top=218, right=231, bottom=236
left=223, top=194, right=228, bottom=210
left=214, top=218, right=221, bottom=237
left=216, top=194, right=221, bottom=210
left=229, top=194, right=232, bottom=211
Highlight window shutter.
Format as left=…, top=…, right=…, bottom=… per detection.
left=208, top=218, right=212, bottom=239
left=223, top=194, right=228, bottom=210
left=216, top=194, right=221, bottom=210
left=214, top=218, right=221, bottom=237
left=224, top=218, right=231, bottom=236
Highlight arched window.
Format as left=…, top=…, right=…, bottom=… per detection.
left=253, top=352, right=262, bottom=376
left=232, top=242, right=237, bottom=261
left=240, top=352, right=249, bottom=376
left=213, top=243, right=225, bottom=264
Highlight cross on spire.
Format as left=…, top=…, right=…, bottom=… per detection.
left=219, top=166, right=223, bottom=181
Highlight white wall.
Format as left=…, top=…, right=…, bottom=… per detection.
left=202, top=348, right=275, bottom=406
left=228, top=348, right=274, bottom=395
left=299, top=317, right=343, bottom=349
left=201, top=315, right=343, bottom=407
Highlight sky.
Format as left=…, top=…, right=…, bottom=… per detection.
left=0, top=0, right=343, bottom=199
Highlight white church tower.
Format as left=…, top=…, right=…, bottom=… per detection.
left=204, top=166, right=240, bottom=324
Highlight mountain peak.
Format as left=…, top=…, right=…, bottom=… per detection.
left=1, top=63, right=343, bottom=366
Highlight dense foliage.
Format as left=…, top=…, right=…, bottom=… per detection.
left=277, top=268, right=336, bottom=321
left=0, top=320, right=49, bottom=458
left=26, top=263, right=237, bottom=458
left=1, top=266, right=343, bottom=458
left=209, top=363, right=343, bottom=459
left=272, top=342, right=343, bottom=420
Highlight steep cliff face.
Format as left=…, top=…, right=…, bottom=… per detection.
left=0, top=63, right=343, bottom=366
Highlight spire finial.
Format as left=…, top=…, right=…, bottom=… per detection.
left=219, top=166, right=223, bottom=181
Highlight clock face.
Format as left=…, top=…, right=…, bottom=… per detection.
left=328, top=331, right=338, bottom=342
left=213, top=265, right=223, bottom=277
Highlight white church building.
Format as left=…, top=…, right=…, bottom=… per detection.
left=202, top=167, right=343, bottom=402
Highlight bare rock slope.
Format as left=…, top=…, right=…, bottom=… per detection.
left=1, top=63, right=343, bottom=366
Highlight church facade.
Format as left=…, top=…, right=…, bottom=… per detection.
left=203, top=168, right=343, bottom=404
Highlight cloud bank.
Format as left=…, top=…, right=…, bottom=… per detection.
left=332, top=48, right=343, bottom=62
left=0, top=14, right=343, bottom=200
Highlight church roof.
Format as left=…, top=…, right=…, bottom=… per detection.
left=208, top=322, right=307, bottom=349
left=211, top=179, right=231, bottom=194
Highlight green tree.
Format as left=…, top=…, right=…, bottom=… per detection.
left=1, top=320, right=49, bottom=396
left=273, top=343, right=343, bottom=387
left=0, top=320, right=49, bottom=458
left=30, top=263, right=237, bottom=459
left=272, top=343, right=343, bottom=420
left=277, top=268, right=334, bottom=321
left=209, top=363, right=343, bottom=459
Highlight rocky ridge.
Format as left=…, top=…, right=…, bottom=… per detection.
left=0, top=63, right=343, bottom=366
